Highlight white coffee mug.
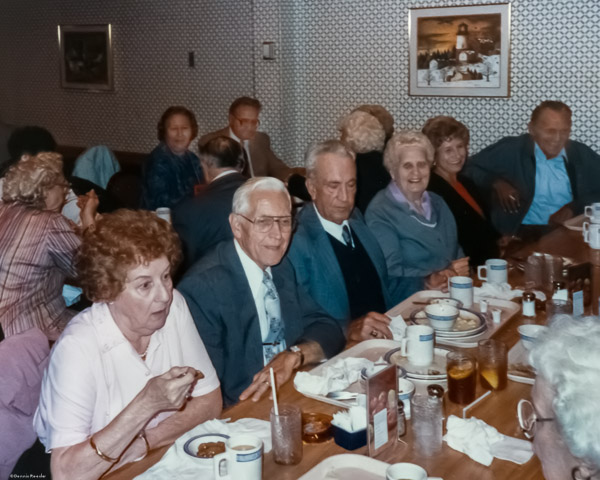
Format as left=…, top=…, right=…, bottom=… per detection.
left=401, top=325, right=434, bottom=366
left=213, top=434, right=263, bottom=480
left=585, top=203, right=600, bottom=223
left=477, top=259, right=508, bottom=284
left=448, top=276, right=473, bottom=308
left=583, top=222, right=600, bottom=249
left=386, top=463, right=428, bottom=480
left=155, top=207, right=172, bottom=224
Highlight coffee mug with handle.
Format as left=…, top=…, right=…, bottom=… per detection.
left=401, top=325, right=434, bottom=366
left=477, top=259, right=508, bottom=284
left=584, top=203, right=600, bottom=223
left=583, top=222, right=600, bottom=249
left=386, top=462, right=443, bottom=480
left=213, top=434, right=263, bottom=480
left=448, top=276, right=473, bottom=308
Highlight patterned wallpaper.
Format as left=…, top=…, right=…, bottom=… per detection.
left=1, top=0, right=598, bottom=166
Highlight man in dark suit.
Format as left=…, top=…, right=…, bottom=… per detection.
left=198, top=96, right=304, bottom=182
left=288, top=140, right=420, bottom=343
left=178, top=177, right=344, bottom=406
left=172, top=136, right=246, bottom=271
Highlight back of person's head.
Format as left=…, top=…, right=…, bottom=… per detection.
left=198, top=136, right=243, bottom=170
left=156, top=106, right=198, bottom=142
left=231, top=177, right=289, bottom=215
left=422, top=116, right=470, bottom=150
left=530, top=315, right=600, bottom=469
left=2, top=152, right=65, bottom=208
left=530, top=101, right=572, bottom=124
left=339, top=111, right=386, bottom=154
left=305, top=139, right=356, bottom=178
left=5, top=126, right=56, bottom=176
left=352, top=104, right=395, bottom=141
left=229, top=97, right=262, bottom=116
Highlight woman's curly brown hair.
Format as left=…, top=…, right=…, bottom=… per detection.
left=421, top=116, right=470, bottom=151
left=2, top=152, right=66, bottom=208
left=76, top=209, right=182, bottom=302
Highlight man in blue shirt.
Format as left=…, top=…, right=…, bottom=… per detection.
left=463, top=101, right=600, bottom=234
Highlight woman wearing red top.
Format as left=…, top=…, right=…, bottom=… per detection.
left=423, top=116, right=500, bottom=267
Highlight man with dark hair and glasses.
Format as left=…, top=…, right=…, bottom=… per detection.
left=518, top=315, right=600, bottom=480
left=198, top=96, right=304, bottom=182
left=178, top=177, right=344, bottom=406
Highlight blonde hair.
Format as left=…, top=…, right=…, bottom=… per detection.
left=383, top=130, right=435, bottom=173
left=339, top=111, right=386, bottom=154
left=2, top=152, right=66, bottom=209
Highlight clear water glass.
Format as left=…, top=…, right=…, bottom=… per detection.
left=410, top=394, right=442, bottom=457
left=270, top=404, right=303, bottom=465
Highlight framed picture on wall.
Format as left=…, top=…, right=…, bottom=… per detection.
left=409, top=4, right=510, bottom=97
left=58, top=24, right=114, bottom=91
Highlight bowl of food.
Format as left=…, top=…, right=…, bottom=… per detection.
left=518, top=324, right=548, bottom=351
left=425, top=304, right=459, bottom=331
left=183, top=433, right=229, bottom=462
left=302, top=412, right=333, bottom=443
left=428, top=297, right=463, bottom=308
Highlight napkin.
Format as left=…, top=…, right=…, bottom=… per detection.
left=331, top=406, right=367, bottom=432
left=443, top=415, right=534, bottom=467
left=475, top=282, right=546, bottom=302
left=134, top=418, right=271, bottom=480
left=389, top=314, right=407, bottom=340
left=294, top=357, right=374, bottom=395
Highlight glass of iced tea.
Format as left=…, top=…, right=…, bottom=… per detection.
left=478, top=339, right=508, bottom=391
left=446, top=351, right=477, bottom=404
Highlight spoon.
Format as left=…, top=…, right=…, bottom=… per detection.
left=326, top=391, right=359, bottom=400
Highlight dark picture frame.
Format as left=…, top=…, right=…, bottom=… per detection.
left=409, top=3, right=510, bottom=97
left=58, top=24, right=114, bottom=91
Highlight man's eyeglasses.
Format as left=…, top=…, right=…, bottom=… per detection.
left=237, top=214, right=293, bottom=233
left=233, top=116, right=260, bottom=128
left=517, top=399, right=554, bottom=439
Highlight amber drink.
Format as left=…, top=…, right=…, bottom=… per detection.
left=446, top=352, right=476, bottom=405
left=478, top=339, right=508, bottom=391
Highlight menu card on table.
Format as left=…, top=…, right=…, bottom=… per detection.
left=366, top=364, right=398, bottom=457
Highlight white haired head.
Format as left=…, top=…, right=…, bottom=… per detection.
left=339, top=110, right=386, bottom=154
left=305, top=139, right=355, bottom=179
left=232, top=176, right=291, bottom=216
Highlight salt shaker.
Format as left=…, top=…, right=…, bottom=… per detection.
left=522, top=291, right=536, bottom=318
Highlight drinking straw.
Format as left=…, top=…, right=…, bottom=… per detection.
left=270, top=367, right=279, bottom=415
left=462, top=390, right=492, bottom=418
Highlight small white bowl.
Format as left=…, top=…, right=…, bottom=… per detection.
left=518, top=324, right=548, bottom=351
left=425, top=304, right=459, bottom=331
left=183, top=433, right=230, bottom=463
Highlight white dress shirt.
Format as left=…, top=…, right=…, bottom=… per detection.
left=34, top=290, right=220, bottom=451
left=229, top=128, right=254, bottom=177
left=313, top=203, right=355, bottom=247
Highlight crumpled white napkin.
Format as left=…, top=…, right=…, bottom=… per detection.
left=294, top=357, right=374, bottom=395
left=475, top=282, right=546, bottom=302
left=443, top=415, right=534, bottom=467
left=389, top=314, right=407, bottom=340
left=134, top=418, right=271, bottom=480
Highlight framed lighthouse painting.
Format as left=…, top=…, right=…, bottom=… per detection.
left=408, top=3, right=511, bottom=97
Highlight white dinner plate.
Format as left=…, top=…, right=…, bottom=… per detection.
left=410, top=308, right=487, bottom=338
left=385, top=347, right=449, bottom=380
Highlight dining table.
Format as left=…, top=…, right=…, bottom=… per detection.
left=106, top=224, right=599, bottom=480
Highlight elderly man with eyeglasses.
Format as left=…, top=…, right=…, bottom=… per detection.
left=199, top=97, right=304, bottom=183
left=178, top=177, right=344, bottom=406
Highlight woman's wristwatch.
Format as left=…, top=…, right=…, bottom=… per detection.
left=288, top=345, right=304, bottom=369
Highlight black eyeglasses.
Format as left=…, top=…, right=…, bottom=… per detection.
left=237, top=214, right=293, bottom=233
left=517, top=399, right=554, bottom=439
left=233, top=115, right=260, bottom=127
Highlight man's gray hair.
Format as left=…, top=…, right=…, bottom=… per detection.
left=304, top=139, right=356, bottom=178
left=530, top=315, right=600, bottom=468
left=232, top=176, right=290, bottom=215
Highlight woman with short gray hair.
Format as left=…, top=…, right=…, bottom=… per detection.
left=365, top=131, right=469, bottom=293
left=523, top=315, right=600, bottom=480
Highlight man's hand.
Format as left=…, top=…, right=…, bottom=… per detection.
left=347, top=312, right=392, bottom=343
left=239, top=351, right=300, bottom=403
left=549, top=205, right=574, bottom=225
left=493, top=179, right=521, bottom=214
left=450, top=257, right=470, bottom=277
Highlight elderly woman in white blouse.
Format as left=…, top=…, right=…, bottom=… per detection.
left=34, top=210, right=222, bottom=479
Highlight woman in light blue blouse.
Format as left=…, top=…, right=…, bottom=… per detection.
left=140, top=106, right=205, bottom=210
left=365, top=131, right=470, bottom=290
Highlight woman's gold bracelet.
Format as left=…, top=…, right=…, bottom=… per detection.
left=89, top=435, right=119, bottom=464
